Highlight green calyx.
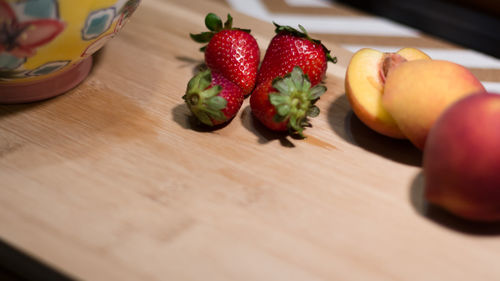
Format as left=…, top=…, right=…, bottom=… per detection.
left=269, top=66, right=327, bottom=137
left=273, top=22, right=337, bottom=64
left=182, top=69, right=227, bottom=126
left=190, top=13, right=251, bottom=52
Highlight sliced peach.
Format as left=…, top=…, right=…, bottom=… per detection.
left=345, top=47, right=430, bottom=138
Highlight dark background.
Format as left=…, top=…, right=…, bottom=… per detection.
left=337, top=0, right=500, bottom=58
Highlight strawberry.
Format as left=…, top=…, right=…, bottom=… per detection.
left=190, top=13, right=260, bottom=95
left=251, top=66, right=326, bottom=135
left=250, top=23, right=336, bottom=136
left=183, top=69, right=244, bottom=126
left=256, top=23, right=336, bottom=87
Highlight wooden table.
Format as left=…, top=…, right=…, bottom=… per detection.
left=1, top=0, right=500, bottom=280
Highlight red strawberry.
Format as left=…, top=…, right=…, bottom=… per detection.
left=256, top=23, right=336, bottom=87
left=183, top=69, right=244, bottom=126
left=250, top=24, right=336, bottom=136
left=251, top=66, right=326, bottom=135
left=190, top=13, right=260, bottom=95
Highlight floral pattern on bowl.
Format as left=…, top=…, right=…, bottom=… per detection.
left=0, top=0, right=141, bottom=82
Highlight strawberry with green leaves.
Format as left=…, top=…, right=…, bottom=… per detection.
left=190, top=13, right=260, bottom=96
left=251, top=66, right=327, bottom=135
left=250, top=23, right=336, bottom=136
left=183, top=69, right=244, bottom=126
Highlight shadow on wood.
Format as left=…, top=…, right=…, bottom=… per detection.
left=240, top=105, right=295, bottom=148
left=328, top=94, right=422, bottom=167
left=409, top=171, right=500, bottom=235
left=174, top=56, right=206, bottom=76
left=171, top=103, right=232, bottom=132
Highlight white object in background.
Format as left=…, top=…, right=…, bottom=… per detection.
left=226, top=0, right=419, bottom=36
left=284, top=0, right=332, bottom=8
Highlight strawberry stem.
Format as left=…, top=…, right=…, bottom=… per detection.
left=269, top=66, right=326, bottom=137
left=190, top=13, right=251, bottom=52
left=183, top=69, right=227, bottom=126
left=205, top=13, right=223, bottom=32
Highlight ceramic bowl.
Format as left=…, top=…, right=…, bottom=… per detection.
left=0, top=0, right=141, bottom=103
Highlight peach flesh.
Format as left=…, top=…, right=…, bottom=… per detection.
left=379, top=53, right=407, bottom=84
left=345, top=49, right=404, bottom=138
left=345, top=47, right=430, bottom=139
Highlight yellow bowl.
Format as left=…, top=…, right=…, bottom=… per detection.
left=0, top=0, right=141, bottom=103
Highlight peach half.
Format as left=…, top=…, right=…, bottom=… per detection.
left=382, top=60, right=485, bottom=150
left=345, top=47, right=430, bottom=138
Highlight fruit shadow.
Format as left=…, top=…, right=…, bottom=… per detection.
left=175, top=56, right=206, bottom=76
left=328, top=94, right=422, bottom=167
left=171, top=103, right=232, bottom=133
left=240, top=105, right=296, bottom=148
left=172, top=56, right=232, bottom=132
left=409, top=171, right=500, bottom=235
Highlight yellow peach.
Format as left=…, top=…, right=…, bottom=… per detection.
left=345, top=48, right=430, bottom=138
left=382, top=60, right=485, bottom=149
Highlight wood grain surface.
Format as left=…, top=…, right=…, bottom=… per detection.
left=1, top=0, right=500, bottom=280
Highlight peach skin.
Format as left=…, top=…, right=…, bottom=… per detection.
left=382, top=60, right=485, bottom=149
left=424, top=93, right=500, bottom=222
left=345, top=47, right=430, bottom=138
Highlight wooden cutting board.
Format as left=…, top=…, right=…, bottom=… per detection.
left=1, top=0, right=500, bottom=280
